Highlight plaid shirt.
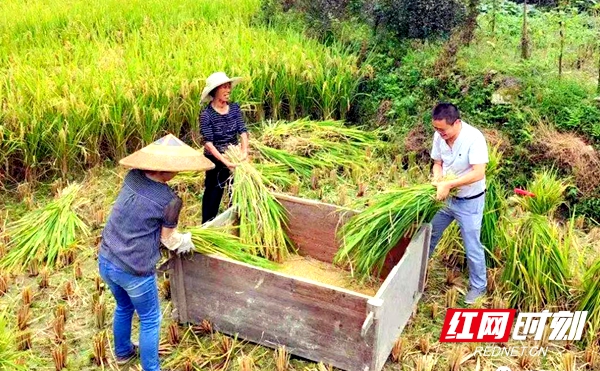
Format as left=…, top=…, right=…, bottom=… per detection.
left=99, top=170, right=180, bottom=276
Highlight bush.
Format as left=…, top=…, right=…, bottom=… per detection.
left=375, top=0, right=465, bottom=40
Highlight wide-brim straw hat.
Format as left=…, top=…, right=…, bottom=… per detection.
left=119, top=134, right=215, bottom=172
left=200, top=72, right=242, bottom=103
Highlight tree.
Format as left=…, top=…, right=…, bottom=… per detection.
left=521, top=0, right=531, bottom=59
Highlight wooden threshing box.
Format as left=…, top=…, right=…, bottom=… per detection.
left=168, top=194, right=431, bottom=371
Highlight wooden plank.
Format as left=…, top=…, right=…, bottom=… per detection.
left=370, top=224, right=431, bottom=371
left=179, top=253, right=375, bottom=371
left=275, top=195, right=350, bottom=264
left=172, top=255, right=189, bottom=323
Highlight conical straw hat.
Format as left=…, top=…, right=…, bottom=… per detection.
left=119, top=134, right=215, bottom=172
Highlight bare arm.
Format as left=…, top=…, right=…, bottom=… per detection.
left=432, top=160, right=443, bottom=181
left=446, top=163, right=486, bottom=189
left=240, top=132, right=249, bottom=158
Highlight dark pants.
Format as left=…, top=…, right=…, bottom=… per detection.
left=202, top=154, right=232, bottom=224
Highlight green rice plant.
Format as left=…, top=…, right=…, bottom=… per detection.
left=225, top=146, right=294, bottom=262
left=0, top=0, right=368, bottom=182
left=188, top=226, right=277, bottom=269
left=252, top=142, right=323, bottom=177
left=0, top=184, right=89, bottom=271
left=578, top=257, right=600, bottom=334
left=501, top=214, right=571, bottom=311
left=335, top=184, right=444, bottom=280
left=253, top=163, right=295, bottom=189
left=0, top=311, right=25, bottom=370
left=482, top=147, right=506, bottom=267
left=515, top=170, right=570, bottom=216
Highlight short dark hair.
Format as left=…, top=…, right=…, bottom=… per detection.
left=208, top=88, right=217, bottom=98
left=432, top=103, right=460, bottom=124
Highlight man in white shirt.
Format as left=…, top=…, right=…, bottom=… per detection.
left=429, top=103, right=489, bottom=304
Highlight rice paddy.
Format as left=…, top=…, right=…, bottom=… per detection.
left=1, top=0, right=600, bottom=369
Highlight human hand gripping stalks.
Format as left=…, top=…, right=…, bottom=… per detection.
left=224, top=145, right=293, bottom=263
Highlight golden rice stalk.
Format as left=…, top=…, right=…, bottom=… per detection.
left=391, top=338, right=404, bottom=362
left=27, top=260, right=39, bottom=277
left=445, top=269, right=461, bottom=287
left=274, top=346, right=289, bottom=371
left=317, top=363, right=333, bottom=371
left=17, top=305, right=29, bottom=331
left=430, top=302, right=439, bottom=319
left=518, top=353, right=539, bottom=370
left=183, top=360, right=193, bottom=371
left=53, top=315, right=65, bottom=343
left=446, top=287, right=458, bottom=308
left=193, top=319, right=213, bottom=335
left=448, top=346, right=465, bottom=371
left=52, top=343, right=67, bottom=370
left=220, top=335, right=233, bottom=356
left=225, top=146, right=293, bottom=262
left=419, top=335, right=430, bottom=354
left=167, top=322, right=180, bottom=345
left=60, top=250, right=75, bottom=267
left=0, top=271, right=8, bottom=296
left=55, top=304, right=67, bottom=322
left=92, top=331, right=107, bottom=366
left=94, top=275, right=103, bottom=293
left=94, top=299, right=106, bottom=329
left=73, top=262, right=82, bottom=280
left=584, top=343, right=598, bottom=369
left=39, top=268, right=49, bottom=289
left=238, top=354, right=255, bottom=371
left=491, top=295, right=506, bottom=310
left=562, top=352, right=575, bottom=371
left=414, top=354, right=437, bottom=371
left=16, top=330, right=32, bottom=351
left=159, top=278, right=170, bottom=300
left=21, top=287, right=32, bottom=306
left=61, top=281, right=74, bottom=300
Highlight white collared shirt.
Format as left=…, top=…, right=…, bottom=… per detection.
left=431, top=121, right=488, bottom=198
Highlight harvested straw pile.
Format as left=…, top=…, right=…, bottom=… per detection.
left=0, top=184, right=89, bottom=271
left=252, top=119, right=381, bottom=176
left=531, top=124, right=600, bottom=195
left=225, top=146, right=293, bottom=263
left=335, top=184, right=444, bottom=280
left=188, top=227, right=276, bottom=269
left=501, top=171, right=572, bottom=311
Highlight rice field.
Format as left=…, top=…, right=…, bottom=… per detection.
left=0, top=0, right=367, bottom=182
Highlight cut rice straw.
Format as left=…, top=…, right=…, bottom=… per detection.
left=225, top=146, right=294, bottom=262
left=188, top=226, right=276, bottom=269
left=0, top=184, right=89, bottom=271
left=335, top=184, right=444, bottom=280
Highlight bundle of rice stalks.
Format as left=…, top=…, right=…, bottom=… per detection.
left=578, top=258, right=600, bottom=333
left=501, top=214, right=570, bottom=311
left=0, top=312, right=25, bottom=370
left=0, top=184, right=89, bottom=271
left=482, top=147, right=506, bottom=267
left=253, top=119, right=382, bottom=175
left=188, top=226, right=277, bottom=269
left=225, top=146, right=293, bottom=263
left=92, top=331, right=107, bottom=366
left=335, top=184, right=444, bottom=280
left=52, top=343, right=67, bottom=370
left=515, top=170, right=569, bottom=216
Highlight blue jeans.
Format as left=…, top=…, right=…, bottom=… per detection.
left=429, top=195, right=487, bottom=291
left=98, top=256, right=161, bottom=371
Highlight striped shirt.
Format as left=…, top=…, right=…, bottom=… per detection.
left=99, top=169, right=181, bottom=276
left=199, top=102, right=248, bottom=155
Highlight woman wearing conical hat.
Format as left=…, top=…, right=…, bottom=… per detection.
left=98, top=135, right=213, bottom=371
left=199, top=72, right=249, bottom=223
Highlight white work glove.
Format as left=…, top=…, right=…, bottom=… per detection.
left=161, top=231, right=194, bottom=255
left=176, top=232, right=194, bottom=255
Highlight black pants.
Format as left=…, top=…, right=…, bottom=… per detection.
left=202, top=154, right=232, bottom=224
